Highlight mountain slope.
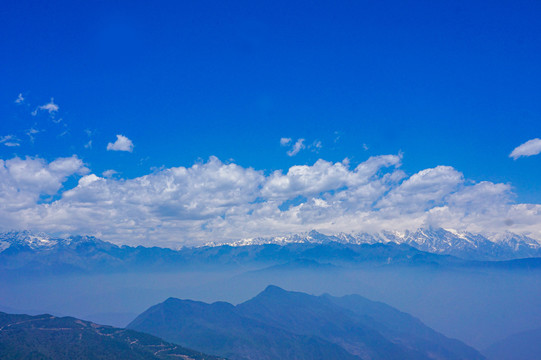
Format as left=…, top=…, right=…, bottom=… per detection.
left=127, top=297, right=359, bottom=360
left=128, top=286, right=485, bottom=360
left=483, top=327, right=541, bottom=360
left=324, top=292, right=483, bottom=360
left=0, top=312, right=225, bottom=360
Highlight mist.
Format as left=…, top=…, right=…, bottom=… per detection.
left=2, top=264, right=539, bottom=350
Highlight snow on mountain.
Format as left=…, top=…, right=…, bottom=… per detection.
left=1, top=228, right=540, bottom=261
left=0, top=230, right=59, bottom=251
left=218, top=228, right=541, bottom=260
left=0, top=231, right=109, bottom=253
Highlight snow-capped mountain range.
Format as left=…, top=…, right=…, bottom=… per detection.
left=1, top=228, right=540, bottom=261
left=0, top=230, right=115, bottom=253
left=215, top=228, right=541, bottom=261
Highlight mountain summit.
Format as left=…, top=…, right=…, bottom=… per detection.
left=128, top=286, right=485, bottom=360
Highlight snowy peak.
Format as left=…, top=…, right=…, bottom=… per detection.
left=220, top=230, right=341, bottom=247
left=0, top=231, right=111, bottom=253
left=225, top=228, right=541, bottom=261
left=2, top=228, right=540, bottom=261
left=0, top=230, right=59, bottom=251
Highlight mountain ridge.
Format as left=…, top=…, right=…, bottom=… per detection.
left=1, top=228, right=540, bottom=275
left=128, top=285, right=485, bottom=360
left=0, top=311, right=226, bottom=360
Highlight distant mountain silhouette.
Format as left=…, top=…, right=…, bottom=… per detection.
left=483, top=327, right=541, bottom=360
left=0, top=311, right=225, bottom=360
left=128, top=286, right=485, bottom=360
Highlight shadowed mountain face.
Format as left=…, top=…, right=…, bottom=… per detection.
left=128, top=286, right=485, bottom=360
left=483, top=327, right=541, bottom=360
left=0, top=312, right=225, bottom=360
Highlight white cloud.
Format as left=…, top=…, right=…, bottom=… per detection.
left=0, top=156, right=87, bottom=212
left=510, top=138, right=541, bottom=159
left=84, top=140, right=92, bottom=149
left=281, top=137, right=319, bottom=156
left=0, top=135, right=20, bottom=147
left=102, top=169, right=118, bottom=178
left=0, top=154, right=540, bottom=247
left=287, top=138, right=305, bottom=156
left=280, top=137, right=292, bottom=146
left=15, top=93, right=24, bottom=104
left=38, top=98, right=59, bottom=114
left=107, top=135, right=134, bottom=152
left=376, top=166, right=464, bottom=212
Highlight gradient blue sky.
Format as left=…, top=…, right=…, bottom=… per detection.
left=1, top=0, right=540, bottom=245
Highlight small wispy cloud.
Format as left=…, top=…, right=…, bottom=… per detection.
left=15, top=93, right=24, bottom=104
left=107, top=134, right=134, bottom=152
left=102, top=169, right=118, bottom=178
left=281, top=137, right=320, bottom=156
left=287, top=138, right=305, bottom=156
left=311, top=140, right=322, bottom=152
left=0, top=135, right=21, bottom=147
left=280, top=137, right=292, bottom=146
left=84, top=140, right=92, bottom=149
left=32, top=98, right=59, bottom=118
left=25, top=127, right=40, bottom=142
left=510, top=138, right=541, bottom=160
left=39, top=98, right=59, bottom=114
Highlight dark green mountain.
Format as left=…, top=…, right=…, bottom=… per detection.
left=128, top=286, right=485, bottom=360
left=0, top=312, right=225, bottom=360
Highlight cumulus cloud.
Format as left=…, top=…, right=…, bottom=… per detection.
left=376, top=166, right=464, bottom=212
left=510, top=138, right=541, bottom=159
left=0, top=154, right=540, bottom=247
left=0, top=156, right=87, bottom=211
left=107, top=135, right=134, bottom=152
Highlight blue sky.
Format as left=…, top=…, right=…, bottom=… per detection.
left=1, top=1, right=541, bottom=245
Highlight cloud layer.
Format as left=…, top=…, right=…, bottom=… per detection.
left=0, top=154, right=539, bottom=247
